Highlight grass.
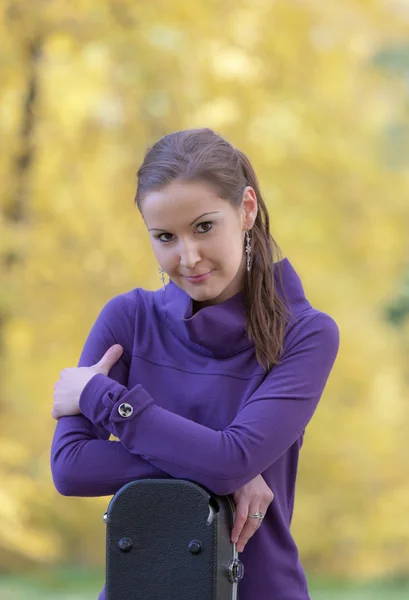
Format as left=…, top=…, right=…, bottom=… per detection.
left=0, top=568, right=408, bottom=599
left=0, top=566, right=102, bottom=600
left=309, top=578, right=409, bottom=600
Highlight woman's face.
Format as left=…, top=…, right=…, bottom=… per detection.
left=141, top=180, right=257, bottom=307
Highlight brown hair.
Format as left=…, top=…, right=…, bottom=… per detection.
left=134, top=128, right=293, bottom=372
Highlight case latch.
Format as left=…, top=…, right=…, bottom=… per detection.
left=228, top=558, right=244, bottom=583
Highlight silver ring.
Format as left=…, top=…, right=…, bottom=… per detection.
left=248, top=512, right=265, bottom=520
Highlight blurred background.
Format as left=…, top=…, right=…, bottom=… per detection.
left=1, top=0, right=409, bottom=598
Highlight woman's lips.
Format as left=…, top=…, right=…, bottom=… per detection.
left=184, top=270, right=213, bottom=283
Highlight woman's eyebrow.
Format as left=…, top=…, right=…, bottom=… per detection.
left=148, top=211, right=220, bottom=232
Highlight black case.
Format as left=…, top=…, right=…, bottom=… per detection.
left=103, top=478, right=244, bottom=600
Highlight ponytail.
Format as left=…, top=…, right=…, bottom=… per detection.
left=236, top=150, right=293, bottom=371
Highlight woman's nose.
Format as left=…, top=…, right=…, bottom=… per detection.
left=178, top=240, right=201, bottom=269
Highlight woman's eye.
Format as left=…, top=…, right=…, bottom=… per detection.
left=157, top=233, right=173, bottom=243
left=197, top=221, right=213, bottom=233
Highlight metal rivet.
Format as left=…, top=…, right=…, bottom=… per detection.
left=118, top=402, right=133, bottom=417
left=188, top=540, right=202, bottom=554
left=118, top=538, right=133, bottom=552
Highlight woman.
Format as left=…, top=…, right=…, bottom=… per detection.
left=51, top=128, right=340, bottom=600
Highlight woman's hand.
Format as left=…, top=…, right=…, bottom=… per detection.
left=231, top=474, right=274, bottom=553
left=52, top=345, right=123, bottom=420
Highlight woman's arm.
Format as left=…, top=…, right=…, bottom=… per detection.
left=50, top=293, right=172, bottom=497
left=79, top=312, right=340, bottom=496
left=51, top=415, right=171, bottom=497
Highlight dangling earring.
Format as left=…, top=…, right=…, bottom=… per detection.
left=245, top=230, right=252, bottom=272
left=158, top=266, right=166, bottom=291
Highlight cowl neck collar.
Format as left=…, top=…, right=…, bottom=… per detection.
left=156, top=258, right=307, bottom=358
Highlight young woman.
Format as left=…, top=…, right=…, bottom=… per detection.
left=51, top=128, right=340, bottom=600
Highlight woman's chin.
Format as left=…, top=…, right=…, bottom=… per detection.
left=182, top=280, right=222, bottom=303
left=186, top=285, right=216, bottom=301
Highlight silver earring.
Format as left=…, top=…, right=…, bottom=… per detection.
left=245, top=230, right=252, bottom=272
left=158, top=266, right=166, bottom=291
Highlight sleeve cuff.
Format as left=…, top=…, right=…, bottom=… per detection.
left=79, top=373, right=154, bottom=435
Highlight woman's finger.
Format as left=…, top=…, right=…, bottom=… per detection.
left=231, top=500, right=249, bottom=544
left=236, top=503, right=266, bottom=552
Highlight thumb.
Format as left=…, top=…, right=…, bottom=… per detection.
left=95, top=344, right=124, bottom=375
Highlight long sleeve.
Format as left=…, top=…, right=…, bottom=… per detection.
left=79, top=313, right=340, bottom=496
left=51, top=417, right=173, bottom=497
left=50, top=294, right=171, bottom=497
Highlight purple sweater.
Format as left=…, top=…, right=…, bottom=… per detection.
left=50, top=258, right=340, bottom=600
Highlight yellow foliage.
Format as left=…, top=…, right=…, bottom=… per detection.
left=1, top=0, right=409, bottom=579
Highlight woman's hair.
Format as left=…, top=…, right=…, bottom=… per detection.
left=134, top=128, right=293, bottom=371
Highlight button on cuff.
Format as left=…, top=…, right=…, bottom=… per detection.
left=118, top=403, right=133, bottom=418
left=110, top=385, right=154, bottom=424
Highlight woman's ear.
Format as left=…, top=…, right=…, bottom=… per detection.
left=241, top=186, right=258, bottom=229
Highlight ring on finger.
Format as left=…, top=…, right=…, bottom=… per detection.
left=248, top=512, right=265, bottom=521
